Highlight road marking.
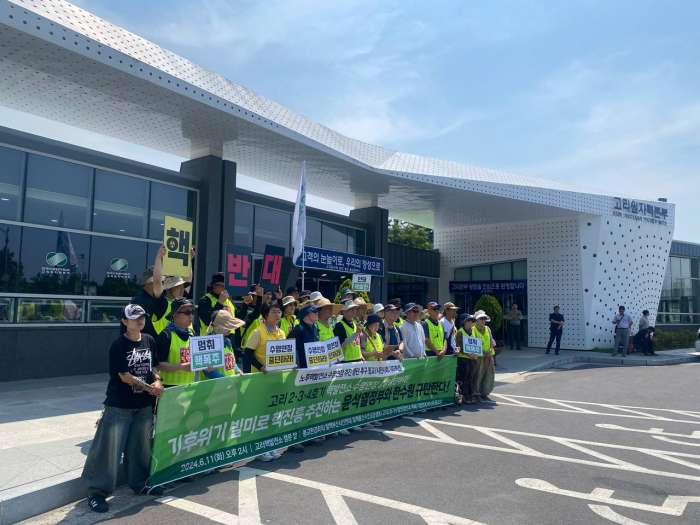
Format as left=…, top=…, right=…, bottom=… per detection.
left=547, top=400, right=597, bottom=413
left=418, top=419, right=459, bottom=443
left=515, top=478, right=700, bottom=516
left=157, top=495, right=239, bottom=524
left=238, top=468, right=262, bottom=524
left=321, top=491, right=359, bottom=525
left=588, top=505, right=651, bottom=525
left=491, top=394, right=535, bottom=407
left=652, top=436, right=700, bottom=447
left=471, top=427, right=541, bottom=455
left=548, top=437, right=638, bottom=469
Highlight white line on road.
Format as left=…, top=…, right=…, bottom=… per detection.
left=652, top=436, right=700, bottom=447
left=237, top=468, right=262, bottom=524
left=546, top=400, right=597, bottom=413
left=418, top=419, right=459, bottom=443
left=321, top=491, right=359, bottom=525
left=596, top=423, right=700, bottom=442
left=588, top=505, right=651, bottom=525
left=156, top=495, right=239, bottom=524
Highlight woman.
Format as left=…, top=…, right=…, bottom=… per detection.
left=472, top=310, right=496, bottom=402
left=207, top=310, right=245, bottom=377
left=361, top=314, right=385, bottom=361
left=279, top=295, right=299, bottom=337
left=455, top=314, right=479, bottom=404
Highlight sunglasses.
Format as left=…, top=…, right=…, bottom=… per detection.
left=178, top=310, right=195, bottom=316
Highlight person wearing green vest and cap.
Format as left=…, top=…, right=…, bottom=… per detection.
left=423, top=301, right=447, bottom=358
left=471, top=309, right=496, bottom=402
left=156, top=298, right=197, bottom=387
left=197, top=272, right=236, bottom=335
left=151, top=275, right=189, bottom=336
left=455, top=314, right=479, bottom=404
left=315, top=298, right=340, bottom=341
left=206, top=310, right=245, bottom=377
left=334, top=300, right=363, bottom=363
left=279, top=295, right=299, bottom=337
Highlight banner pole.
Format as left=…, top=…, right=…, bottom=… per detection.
left=301, top=246, right=305, bottom=291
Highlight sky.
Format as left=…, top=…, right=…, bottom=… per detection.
left=2, top=0, right=699, bottom=241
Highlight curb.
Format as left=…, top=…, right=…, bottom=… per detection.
left=518, top=353, right=698, bottom=375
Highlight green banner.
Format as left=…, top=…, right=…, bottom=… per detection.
left=149, top=357, right=456, bottom=486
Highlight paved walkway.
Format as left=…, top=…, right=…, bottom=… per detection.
left=0, top=348, right=696, bottom=524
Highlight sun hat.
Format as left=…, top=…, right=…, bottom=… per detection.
left=316, top=298, right=342, bottom=315
left=309, top=291, right=324, bottom=303
left=372, top=303, right=385, bottom=314
left=341, top=288, right=355, bottom=298
left=384, top=304, right=399, bottom=311
left=443, top=302, right=460, bottom=311
left=473, top=309, right=491, bottom=322
left=281, top=295, right=297, bottom=307
left=211, top=310, right=245, bottom=332
left=341, top=300, right=360, bottom=312
left=163, top=275, right=187, bottom=290
left=298, top=303, right=319, bottom=320
left=402, top=302, right=421, bottom=313
left=122, top=304, right=146, bottom=320
left=458, top=313, right=475, bottom=325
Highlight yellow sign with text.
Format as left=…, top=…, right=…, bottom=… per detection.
left=162, top=216, right=193, bottom=277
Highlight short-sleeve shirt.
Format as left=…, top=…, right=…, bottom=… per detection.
left=549, top=313, right=564, bottom=332
left=104, top=334, right=159, bottom=409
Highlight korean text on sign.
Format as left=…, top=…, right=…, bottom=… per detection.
left=461, top=336, right=483, bottom=356
left=189, top=334, right=225, bottom=371
left=265, top=339, right=297, bottom=371
left=162, top=216, right=193, bottom=277
left=304, top=340, right=330, bottom=369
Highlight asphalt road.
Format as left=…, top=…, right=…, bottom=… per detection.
left=27, top=361, right=700, bottom=525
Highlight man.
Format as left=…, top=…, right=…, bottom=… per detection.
left=315, top=298, right=339, bottom=341
left=636, top=309, right=652, bottom=355
left=380, top=304, right=404, bottom=360
left=293, top=303, right=319, bottom=370
left=440, top=302, right=460, bottom=355
left=505, top=303, right=523, bottom=350
left=546, top=305, right=565, bottom=355
left=612, top=305, right=633, bottom=357
left=156, top=298, right=197, bottom=387
left=340, top=288, right=356, bottom=303
left=151, top=275, right=189, bottom=336
left=399, top=303, right=426, bottom=359
left=239, top=285, right=264, bottom=349
left=285, top=286, right=300, bottom=302
left=390, top=298, right=404, bottom=327
left=334, top=300, right=363, bottom=362
left=197, top=272, right=236, bottom=335
left=82, top=304, right=163, bottom=513
left=455, top=314, right=479, bottom=404
left=423, top=302, right=446, bottom=358
left=129, top=245, right=166, bottom=339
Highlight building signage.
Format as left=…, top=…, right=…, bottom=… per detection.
left=106, top=257, right=131, bottom=280
left=295, top=246, right=384, bottom=277
left=449, top=280, right=527, bottom=294
left=613, top=197, right=668, bottom=226
left=42, top=251, right=71, bottom=276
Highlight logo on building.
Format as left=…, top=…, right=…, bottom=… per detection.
left=110, top=258, right=129, bottom=272
left=45, top=252, right=68, bottom=268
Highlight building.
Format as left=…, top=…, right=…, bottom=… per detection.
left=0, top=0, right=691, bottom=380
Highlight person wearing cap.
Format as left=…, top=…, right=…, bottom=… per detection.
left=206, top=310, right=245, bottom=377
left=309, top=291, right=324, bottom=305
left=293, top=303, right=319, bottom=370
left=440, top=302, right=460, bottom=355
left=82, top=304, right=163, bottom=513
left=372, top=303, right=385, bottom=320
left=423, top=302, right=447, bottom=358
left=399, top=303, right=426, bottom=359
left=334, top=301, right=363, bottom=362
left=243, top=302, right=285, bottom=374
left=389, top=298, right=404, bottom=327
left=129, top=245, right=166, bottom=339
left=340, top=288, right=356, bottom=303
left=361, top=314, right=385, bottom=361
left=315, top=298, right=340, bottom=341
left=455, top=314, right=478, bottom=404
left=156, top=298, right=197, bottom=387
left=280, top=296, right=299, bottom=337
left=353, top=297, right=369, bottom=326
left=239, top=285, right=264, bottom=349
left=472, top=310, right=496, bottom=401
left=285, top=286, right=300, bottom=302
left=380, top=304, right=404, bottom=360
left=197, top=273, right=236, bottom=336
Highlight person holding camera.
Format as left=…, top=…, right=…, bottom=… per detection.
left=612, top=305, right=633, bottom=357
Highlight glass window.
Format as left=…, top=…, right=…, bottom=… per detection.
left=24, top=154, right=92, bottom=229
left=93, top=170, right=149, bottom=237
left=512, top=260, right=527, bottom=280
left=234, top=201, right=254, bottom=248
left=0, top=297, right=13, bottom=323
left=306, top=218, right=322, bottom=248
left=17, top=298, right=84, bottom=323
left=88, top=300, right=129, bottom=323
left=454, top=267, right=470, bottom=281
left=19, top=226, right=90, bottom=294
left=0, top=146, right=24, bottom=221
left=322, top=223, right=347, bottom=252
left=89, top=236, right=147, bottom=297
left=0, top=223, right=21, bottom=292
left=471, top=265, right=490, bottom=281
left=492, top=262, right=512, bottom=281
left=149, top=182, right=196, bottom=240
left=254, top=206, right=290, bottom=255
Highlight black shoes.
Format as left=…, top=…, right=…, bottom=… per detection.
left=88, top=495, right=108, bottom=513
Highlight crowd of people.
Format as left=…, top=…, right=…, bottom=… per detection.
left=81, top=246, right=497, bottom=513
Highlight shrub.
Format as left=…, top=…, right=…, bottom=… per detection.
left=333, top=278, right=371, bottom=304
left=474, top=294, right=503, bottom=333
left=653, top=328, right=697, bottom=350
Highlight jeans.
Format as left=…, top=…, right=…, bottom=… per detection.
left=508, top=325, right=521, bottom=349
left=614, top=328, right=630, bottom=356
left=82, top=405, right=154, bottom=497
left=546, top=330, right=562, bottom=353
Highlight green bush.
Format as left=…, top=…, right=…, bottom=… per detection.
left=333, top=278, right=371, bottom=304
left=474, top=294, right=503, bottom=333
left=653, top=328, right=697, bottom=350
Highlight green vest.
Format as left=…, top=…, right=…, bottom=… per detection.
left=363, top=331, right=384, bottom=361
left=159, top=328, right=196, bottom=386
left=395, top=317, right=405, bottom=327
left=316, top=320, right=334, bottom=341
left=152, top=298, right=172, bottom=335
left=457, top=327, right=472, bottom=359
left=199, top=293, right=236, bottom=335
left=425, top=319, right=445, bottom=353
left=280, top=315, right=299, bottom=337
left=339, top=319, right=361, bottom=362
left=241, top=317, right=261, bottom=348
left=473, top=326, right=495, bottom=356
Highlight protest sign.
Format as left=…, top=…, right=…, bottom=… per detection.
left=265, top=339, right=297, bottom=371
left=260, top=245, right=284, bottom=290
left=189, top=334, right=225, bottom=371
left=225, top=244, right=252, bottom=297
left=351, top=273, right=371, bottom=292
left=461, top=335, right=483, bottom=356
left=163, top=216, right=193, bottom=277
left=303, top=340, right=330, bottom=369
left=148, top=357, right=456, bottom=486
left=325, top=337, right=343, bottom=364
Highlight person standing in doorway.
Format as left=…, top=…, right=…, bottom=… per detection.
left=505, top=303, right=522, bottom=350
left=546, top=305, right=565, bottom=355
left=612, top=305, right=633, bottom=357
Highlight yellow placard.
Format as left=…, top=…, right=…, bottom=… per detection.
left=162, top=216, right=193, bottom=277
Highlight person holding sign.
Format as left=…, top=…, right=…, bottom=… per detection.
left=380, top=304, right=404, bottom=360
left=129, top=246, right=166, bottom=339
left=243, top=302, right=285, bottom=373
left=206, top=310, right=245, bottom=377
left=293, top=303, right=319, bottom=369
left=423, top=302, right=447, bottom=358
left=334, top=301, right=363, bottom=363
left=197, top=272, right=236, bottom=335
left=280, top=295, right=299, bottom=337
left=472, top=310, right=496, bottom=402
left=156, top=298, right=197, bottom=387
left=455, top=314, right=479, bottom=404
left=361, top=314, right=385, bottom=361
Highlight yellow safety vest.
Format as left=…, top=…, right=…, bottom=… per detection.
left=199, top=293, right=236, bottom=335
left=152, top=297, right=172, bottom=335
left=472, top=326, right=495, bottom=356
left=159, top=328, right=196, bottom=386
left=338, top=319, right=361, bottom=362
left=316, top=320, right=334, bottom=341
left=457, top=327, right=473, bottom=359
left=252, top=324, right=286, bottom=373
left=241, top=316, right=261, bottom=348
left=425, top=319, right=445, bottom=353
left=363, top=331, right=384, bottom=361
left=395, top=317, right=405, bottom=327
left=280, top=315, right=299, bottom=337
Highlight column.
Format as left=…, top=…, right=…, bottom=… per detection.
left=349, top=206, right=389, bottom=303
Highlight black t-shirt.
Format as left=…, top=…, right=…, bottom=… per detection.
left=104, top=334, right=159, bottom=409
left=129, top=290, right=168, bottom=339
left=549, top=313, right=564, bottom=332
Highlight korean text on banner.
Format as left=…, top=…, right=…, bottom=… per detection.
left=303, top=340, right=330, bottom=369
left=260, top=245, right=285, bottom=291
left=352, top=274, right=371, bottom=292
left=163, top=216, right=193, bottom=277
left=148, top=357, right=456, bottom=486
left=265, top=339, right=297, bottom=371
left=225, top=244, right=252, bottom=297
left=189, top=335, right=225, bottom=371
left=461, top=335, right=483, bottom=356
left=325, top=336, right=343, bottom=365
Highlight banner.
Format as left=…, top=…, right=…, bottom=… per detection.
left=260, top=245, right=285, bottom=290
left=295, top=246, right=384, bottom=277
left=162, top=216, right=193, bottom=277
left=225, top=244, right=252, bottom=298
left=149, top=357, right=456, bottom=486
left=265, top=339, right=297, bottom=371
left=461, top=335, right=483, bottom=356
left=189, top=335, right=225, bottom=371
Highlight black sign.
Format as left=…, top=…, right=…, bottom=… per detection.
left=225, top=244, right=252, bottom=298
left=259, top=245, right=285, bottom=291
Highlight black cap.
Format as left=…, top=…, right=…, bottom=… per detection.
left=169, top=298, right=194, bottom=317
left=297, top=303, right=319, bottom=320
left=285, top=286, right=298, bottom=295
left=458, top=313, right=475, bottom=325
left=210, top=272, right=225, bottom=286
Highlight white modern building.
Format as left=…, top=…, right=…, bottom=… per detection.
left=0, top=0, right=678, bottom=379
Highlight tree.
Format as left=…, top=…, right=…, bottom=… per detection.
left=388, top=219, right=433, bottom=250
left=474, top=294, right=503, bottom=333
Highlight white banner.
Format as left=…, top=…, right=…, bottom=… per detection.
left=265, top=339, right=297, bottom=370
left=295, top=360, right=404, bottom=386
left=461, top=335, right=483, bottom=356
left=189, top=334, right=225, bottom=371
left=351, top=273, right=371, bottom=292
left=304, top=340, right=330, bottom=369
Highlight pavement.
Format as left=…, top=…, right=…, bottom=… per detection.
left=1, top=347, right=697, bottom=524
